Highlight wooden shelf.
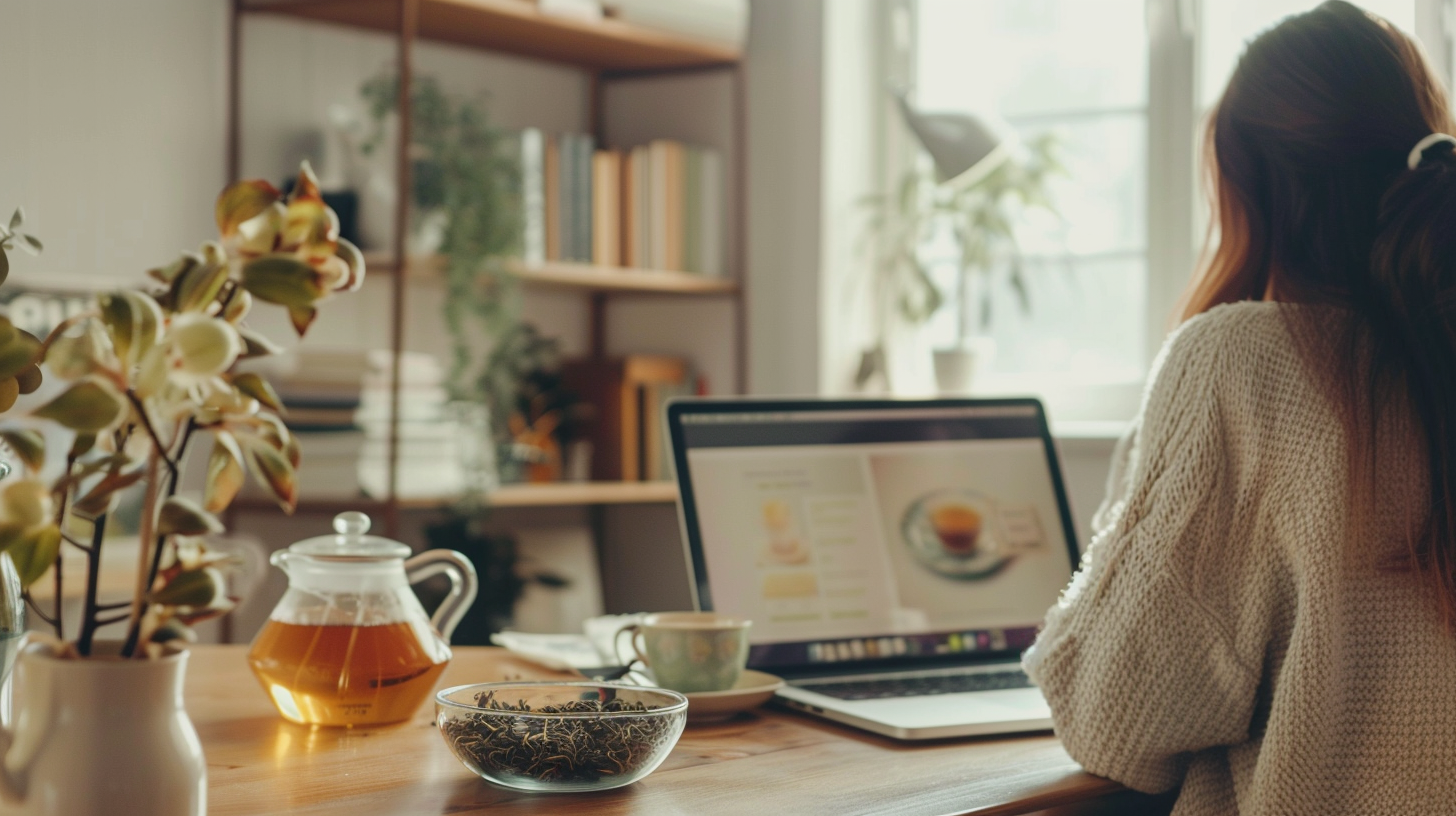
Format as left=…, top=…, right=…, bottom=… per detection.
left=243, top=0, right=741, bottom=73
left=227, top=481, right=678, bottom=514
left=364, top=252, right=739, bottom=295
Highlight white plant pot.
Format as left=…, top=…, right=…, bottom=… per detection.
left=0, top=638, right=206, bottom=816
left=933, top=339, right=996, bottom=395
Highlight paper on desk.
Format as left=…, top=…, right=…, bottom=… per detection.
left=491, top=613, right=646, bottom=671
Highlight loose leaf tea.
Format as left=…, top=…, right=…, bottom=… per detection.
left=442, top=690, right=679, bottom=785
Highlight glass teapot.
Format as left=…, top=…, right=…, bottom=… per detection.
left=247, top=512, right=478, bottom=727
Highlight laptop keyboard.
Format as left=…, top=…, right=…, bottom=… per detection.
left=798, top=669, right=1033, bottom=700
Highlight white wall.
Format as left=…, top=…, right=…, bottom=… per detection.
left=0, top=0, right=228, bottom=292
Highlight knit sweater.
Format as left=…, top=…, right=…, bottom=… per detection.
left=1022, top=301, right=1456, bottom=816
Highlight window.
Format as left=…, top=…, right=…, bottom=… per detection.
left=897, top=0, right=1442, bottom=421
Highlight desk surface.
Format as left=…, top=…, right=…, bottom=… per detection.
left=187, top=645, right=1128, bottom=816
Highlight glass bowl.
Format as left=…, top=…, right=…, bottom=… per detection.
left=436, top=681, right=688, bottom=792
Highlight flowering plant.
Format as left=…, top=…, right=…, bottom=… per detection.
left=0, top=163, right=363, bottom=658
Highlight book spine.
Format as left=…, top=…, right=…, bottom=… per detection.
left=700, top=148, right=723, bottom=277
left=521, top=128, right=545, bottom=266
left=579, top=134, right=595, bottom=264
left=544, top=133, right=561, bottom=261
left=649, top=140, right=669, bottom=271
left=684, top=146, right=701, bottom=275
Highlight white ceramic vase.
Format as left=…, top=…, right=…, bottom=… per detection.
left=0, top=639, right=206, bottom=816
left=933, top=337, right=997, bottom=395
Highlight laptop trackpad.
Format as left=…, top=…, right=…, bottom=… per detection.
left=845, top=689, right=1051, bottom=729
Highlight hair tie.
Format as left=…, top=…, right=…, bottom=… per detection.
left=1407, top=133, right=1456, bottom=169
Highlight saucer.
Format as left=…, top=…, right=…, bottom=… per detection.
left=682, top=670, right=785, bottom=723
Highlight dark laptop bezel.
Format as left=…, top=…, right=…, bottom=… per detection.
left=666, top=396, right=1082, bottom=678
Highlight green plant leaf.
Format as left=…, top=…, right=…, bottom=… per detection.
left=0, top=248, right=9, bottom=287
left=240, top=255, right=325, bottom=308
left=7, top=524, right=60, bottom=588
left=157, top=496, right=225, bottom=537
left=0, top=330, right=40, bottom=381
left=335, top=237, right=366, bottom=292
left=287, top=304, right=318, bottom=337
left=205, top=434, right=245, bottom=514
left=19, top=234, right=41, bottom=255
left=248, top=443, right=297, bottom=513
left=15, top=364, right=41, bottom=395
left=237, top=327, right=283, bottom=359
left=0, top=378, right=18, bottom=413
left=8, top=208, right=22, bottom=231
left=230, top=372, right=283, bottom=412
left=32, top=379, right=125, bottom=431
left=69, top=432, right=97, bottom=458
left=170, top=259, right=230, bottom=313
left=0, top=429, right=45, bottom=472
left=149, top=567, right=223, bottom=607
left=216, top=180, right=281, bottom=237
left=72, top=468, right=145, bottom=517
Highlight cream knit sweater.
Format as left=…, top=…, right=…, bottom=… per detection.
left=1023, top=301, right=1456, bottom=816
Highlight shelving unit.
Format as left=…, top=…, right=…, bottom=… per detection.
left=364, top=252, right=741, bottom=295
left=227, top=0, right=746, bottom=534
left=228, top=480, right=677, bottom=515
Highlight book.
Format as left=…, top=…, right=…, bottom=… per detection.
left=544, top=133, right=561, bottom=261
left=699, top=148, right=724, bottom=276
left=684, top=147, right=702, bottom=274
left=520, top=128, right=545, bottom=265
left=648, top=140, right=670, bottom=270
left=592, top=150, right=622, bottom=267
left=576, top=134, right=596, bottom=263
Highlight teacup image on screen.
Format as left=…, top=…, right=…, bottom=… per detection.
left=929, top=503, right=983, bottom=556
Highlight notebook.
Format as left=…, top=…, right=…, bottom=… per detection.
left=666, top=398, right=1080, bottom=740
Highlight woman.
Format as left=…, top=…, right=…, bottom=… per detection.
left=1023, top=3, right=1456, bottom=814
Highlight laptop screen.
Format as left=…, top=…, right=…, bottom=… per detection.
left=669, top=399, right=1080, bottom=673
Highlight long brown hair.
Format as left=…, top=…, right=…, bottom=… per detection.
left=1183, top=1, right=1456, bottom=625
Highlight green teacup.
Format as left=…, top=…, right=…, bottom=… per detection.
left=616, top=612, right=751, bottom=693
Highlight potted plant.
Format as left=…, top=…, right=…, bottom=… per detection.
left=860, top=133, right=1062, bottom=393
left=0, top=163, right=363, bottom=816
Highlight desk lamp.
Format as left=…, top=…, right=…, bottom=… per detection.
left=891, top=89, right=1013, bottom=191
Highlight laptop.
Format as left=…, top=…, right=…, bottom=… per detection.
left=665, top=397, right=1080, bottom=740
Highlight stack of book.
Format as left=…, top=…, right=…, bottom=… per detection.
left=515, top=130, right=725, bottom=276
left=355, top=350, right=463, bottom=499
left=273, top=349, right=369, bottom=500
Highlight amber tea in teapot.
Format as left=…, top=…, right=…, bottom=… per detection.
left=248, top=513, right=477, bottom=727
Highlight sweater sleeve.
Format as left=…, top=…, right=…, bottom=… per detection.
left=1022, top=312, right=1264, bottom=794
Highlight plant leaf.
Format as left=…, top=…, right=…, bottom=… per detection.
left=20, top=234, right=41, bottom=255
left=287, top=304, right=318, bottom=337
left=157, top=496, right=225, bottom=537
left=8, top=208, right=21, bottom=231
left=15, top=364, right=41, bottom=395
left=69, top=432, right=97, bottom=458
left=230, top=372, right=283, bottom=413
left=237, top=327, right=284, bottom=359
left=205, top=435, right=245, bottom=514
left=32, top=379, right=125, bottom=431
left=240, top=255, right=325, bottom=308
left=248, top=443, right=297, bottom=513
left=149, top=567, right=223, bottom=607
left=0, top=248, right=8, bottom=287
left=0, top=378, right=18, bottom=413
left=0, top=430, right=45, bottom=472
left=216, top=180, right=282, bottom=237
left=7, top=524, right=60, bottom=588
left=170, top=259, right=230, bottom=313
left=72, top=468, right=145, bottom=517
left=0, top=330, right=40, bottom=381
left=335, top=237, right=366, bottom=292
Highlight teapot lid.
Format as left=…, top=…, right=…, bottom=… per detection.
left=287, top=512, right=411, bottom=559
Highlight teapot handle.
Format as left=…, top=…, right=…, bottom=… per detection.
left=404, top=550, right=479, bottom=642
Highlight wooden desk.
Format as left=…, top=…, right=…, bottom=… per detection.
left=187, top=645, right=1154, bottom=816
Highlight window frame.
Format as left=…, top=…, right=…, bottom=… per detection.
left=876, top=0, right=1454, bottom=426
